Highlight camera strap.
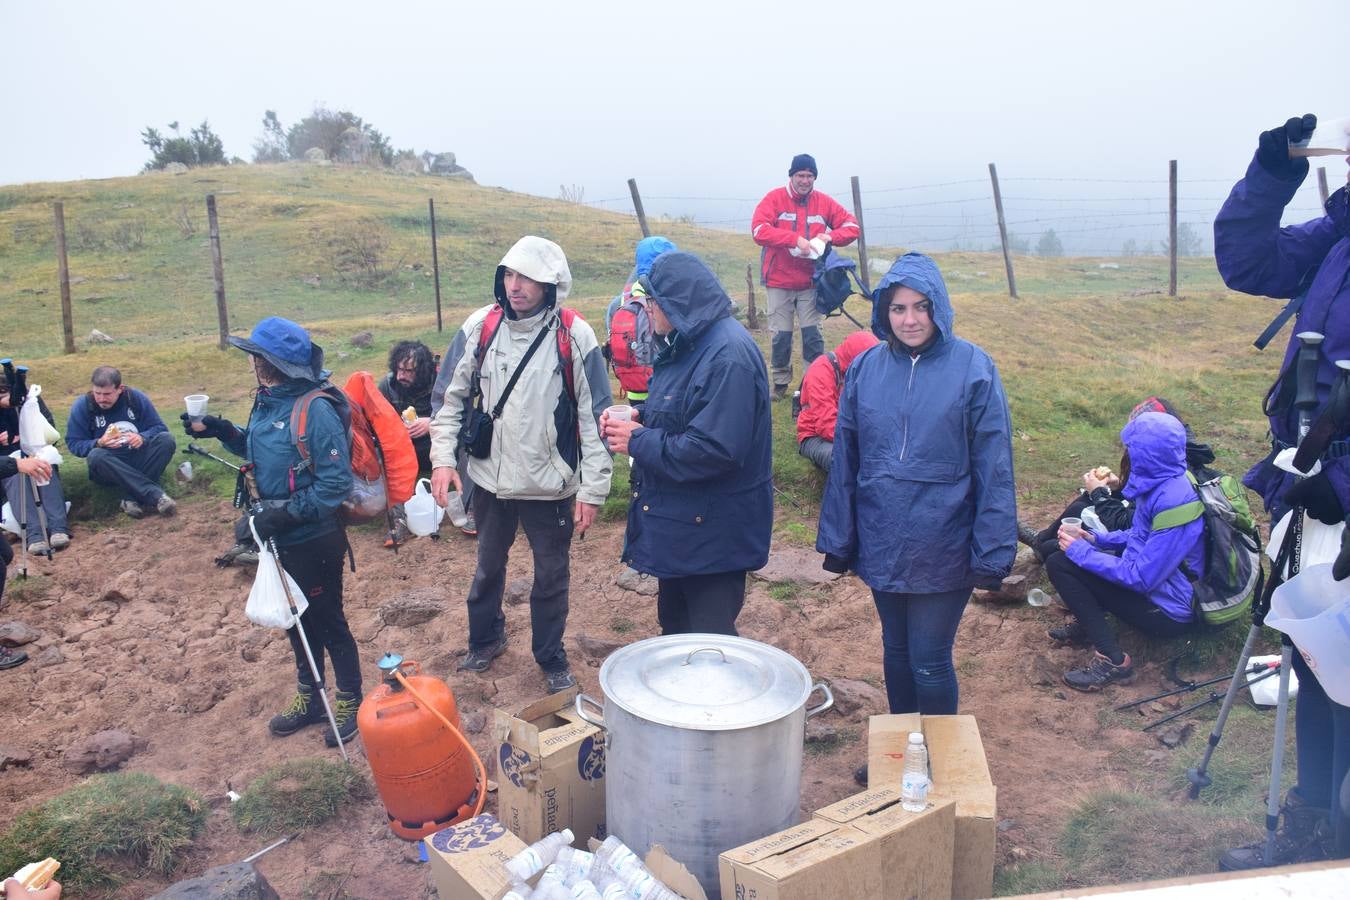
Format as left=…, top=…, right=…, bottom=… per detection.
left=489, top=323, right=551, bottom=420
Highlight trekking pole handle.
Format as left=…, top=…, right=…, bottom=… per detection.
left=1294, top=331, right=1324, bottom=438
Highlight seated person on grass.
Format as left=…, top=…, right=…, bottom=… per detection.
left=1045, top=411, right=1204, bottom=692
left=1019, top=396, right=1218, bottom=561
left=1, top=371, right=71, bottom=555
left=795, top=331, right=878, bottom=473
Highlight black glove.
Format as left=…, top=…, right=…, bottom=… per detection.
left=1256, top=114, right=1317, bottom=181
left=1284, top=471, right=1345, bottom=525
left=822, top=553, right=851, bottom=574
left=181, top=412, right=238, bottom=441
left=251, top=506, right=297, bottom=543
left=1334, top=525, right=1350, bottom=582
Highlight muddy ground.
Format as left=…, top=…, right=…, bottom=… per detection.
left=0, top=496, right=1198, bottom=898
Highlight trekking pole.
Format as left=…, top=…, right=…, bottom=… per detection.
left=1118, top=660, right=1278, bottom=712
left=1185, top=330, right=1321, bottom=802
left=184, top=443, right=241, bottom=471
left=1143, top=664, right=1282, bottom=732
left=241, top=465, right=349, bottom=764
left=24, top=469, right=52, bottom=558
left=14, top=471, right=30, bottom=577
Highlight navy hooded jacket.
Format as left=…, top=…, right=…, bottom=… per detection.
left=623, top=252, right=774, bottom=578
left=817, top=253, right=1017, bottom=593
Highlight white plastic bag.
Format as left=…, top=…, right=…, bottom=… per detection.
left=244, top=518, right=308, bottom=629
left=404, top=478, right=444, bottom=537
left=17, top=385, right=62, bottom=483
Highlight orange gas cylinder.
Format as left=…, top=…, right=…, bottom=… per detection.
left=358, top=654, right=480, bottom=840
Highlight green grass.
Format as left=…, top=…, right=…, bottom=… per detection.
left=0, top=772, right=206, bottom=892
left=231, top=758, right=369, bottom=836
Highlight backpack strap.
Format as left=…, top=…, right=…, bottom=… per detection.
left=1152, top=499, right=1204, bottom=531
left=556, top=308, right=578, bottom=407
left=828, top=351, right=842, bottom=390
left=288, top=386, right=339, bottom=492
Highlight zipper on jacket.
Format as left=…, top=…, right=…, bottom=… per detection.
left=900, top=354, right=920, bottom=459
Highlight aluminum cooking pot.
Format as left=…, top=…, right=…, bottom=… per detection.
left=575, top=634, right=832, bottom=900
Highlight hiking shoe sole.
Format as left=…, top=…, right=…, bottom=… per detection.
left=457, top=638, right=508, bottom=672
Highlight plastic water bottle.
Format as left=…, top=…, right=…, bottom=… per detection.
left=445, top=490, right=470, bottom=529
left=600, top=884, right=629, bottom=900
left=592, top=836, right=643, bottom=880
left=901, top=731, right=930, bottom=812
left=503, top=886, right=533, bottom=900
left=555, top=847, right=595, bottom=885
left=504, top=829, right=575, bottom=882
left=570, top=881, right=603, bottom=900
left=534, top=867, right=570, bottom=900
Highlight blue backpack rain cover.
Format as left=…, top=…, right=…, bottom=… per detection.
left=812, top=248, right=869, bottom=328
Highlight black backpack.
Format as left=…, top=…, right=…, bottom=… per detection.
left=812, top=248, right=869, bottom=329
left=791, top=352, right=842, bottom=420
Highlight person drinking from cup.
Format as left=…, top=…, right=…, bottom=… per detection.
left=1045, top=411, right=1205, bottom=691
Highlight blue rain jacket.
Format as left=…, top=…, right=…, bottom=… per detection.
left=623, top=252, right=773, bottom=578
left=816, top=253, right=1016, bottom=592
left=1214, top=158, right=1350, bottom=520
left=1065, top=412, right=1203, bottom=623
left=221, top=378, right=352, bottom=547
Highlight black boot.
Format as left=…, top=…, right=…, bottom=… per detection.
left=324, top=690, right=361, bottom=747
left=268, top=685, right=324, bottom=736
left=1220, top=790, right=1330, bottom=870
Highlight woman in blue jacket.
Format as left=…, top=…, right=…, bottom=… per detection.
left=186, top=317, right=361, bottom=746
left=818, top=253, right=1015, bottom=725
left=1046, top=412, right=1203, bottom=691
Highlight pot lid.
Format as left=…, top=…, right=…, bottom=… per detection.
left=598, top=634, right=813, bottom=731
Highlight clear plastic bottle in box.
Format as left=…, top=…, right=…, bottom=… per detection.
left=504, top=829, right=574, bottom=882
left=555, top=847, right=595, bottom=885
left=901, top=731, right=931, bottom=812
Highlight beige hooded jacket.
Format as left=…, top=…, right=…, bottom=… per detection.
left=429, top=236, right=613, bottom=506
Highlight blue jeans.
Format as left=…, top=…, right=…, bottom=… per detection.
left=871, top=588, right=971, bottom=714
left=3, top=468, right=68, bottom=543
left=85, top=432, right=176, bottom=505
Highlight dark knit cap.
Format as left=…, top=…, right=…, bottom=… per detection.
left=789, top=153, right=818, bottom=177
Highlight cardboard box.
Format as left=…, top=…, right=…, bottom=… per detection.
left=426, top=813, right=527, bottom=900
left=719, top=818, right=884, bottom=900
left=492, top=687, right=606, bottom=846
left=868, top=715, right=997, bottom=900
left=814, top=787, right=955, bottom=899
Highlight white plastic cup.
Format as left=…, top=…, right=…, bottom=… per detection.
left=1027, top=588, right=1051, bottom=607
left=605, top=405, right=633, bottom=423
left=1060, top=516, right=1083, bottom=539
left=184, top=394, right=209, bottom=423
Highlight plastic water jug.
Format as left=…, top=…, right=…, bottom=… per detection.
left=404, top=478, right=444, bottom=537
left=1267, top=563, right=1350, bottom=705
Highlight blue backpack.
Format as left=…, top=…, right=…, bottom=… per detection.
left=812, top=248, right=869, bottom=328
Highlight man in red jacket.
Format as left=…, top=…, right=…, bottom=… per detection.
left=795, top=331, right=878, bottom=472
left=751, top=153, right=861, bottom=398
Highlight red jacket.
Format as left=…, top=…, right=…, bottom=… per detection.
left=796, top=331, right=879, bottom=444
left=751, top=185, right=860, bottom=290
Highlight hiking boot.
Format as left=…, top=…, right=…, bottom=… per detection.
left=27, top=541, right=50, bottom=556
left=1017, top=521, right=1040, bottom=548
left=772, top=384, right=790, bottom=401
left=853, top=765, right=869, bottom=787
left=546, top=669, right=577, bottom=694
left=324, top=690, right=362, bottom=747
left=120, top=499, right=145, bottom=519
left=215, top=543, right=259, bottom=568
left=268, top=686, right=325, bottom=736
left=50, top=532, right=70, bottom=550
left=1048, top=619, right=1091, bottom=647
left=1064, top=651, right=1135, bottom=692
left=0, top=646, right=28, bottom=670
left=457, top=637, right=508, bottom=673
left=155, top=493, right=177, bottom=516
left=460, top=515, right=478, bottom=537
left=1220, top=790, right=1330, bottom=870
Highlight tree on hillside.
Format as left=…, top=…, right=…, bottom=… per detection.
left=284, top=107, right=394, bottom=166
left=1036, top=228, right=1064, bottom=257
left=989, top=231, right=1030, bottom=254
left=1163, top=222, right=1204, bottom=257
left=252, top=110, right=289, bottom=163
left=141, top=120, right=227, bottom=171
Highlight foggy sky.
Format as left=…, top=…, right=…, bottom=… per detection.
left=3, top=0, right=1346, bottom=253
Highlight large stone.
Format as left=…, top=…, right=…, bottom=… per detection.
left=163, top=162, right=189, bottom=175
left=576, top=633, right=623, bottom=659
left=505, top=578, right=531, bottom=606
left=615, top=567, right=658, bottom=596
left=753, top=547, right=840, bottom=585
left=1029, top=655, right=1060, bottom=687
left=33, top=645, right=64, bottom=668
left=826, top=677, right=888, bottom=718
left=64, top=729, right=136, bottom=773
left=461, top=710, right=487, bottom=735
left=150, top=862, right=280, bottom=899
left=0, top=622, right=40, bottom=647
left=1158, top=721, right=1196, bottom=750
left=99, top=569, right=143, bottom=604
left=350, top=330, right=374, bottom=349
left=0, top=748, right=33, bottom=770
left=303, top=147, right=327, bottom=162
left=379, top=596, right=443, bottom=628
left=87, top=329, right=115, bottom=344
left=805, top=720, right=838, bottom=744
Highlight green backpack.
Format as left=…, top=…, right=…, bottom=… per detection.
left=1153, top=472, right=1263, bottom=628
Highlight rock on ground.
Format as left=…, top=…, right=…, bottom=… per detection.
left=505, top=578, right=531, bottom=605
left=615, top=567, right=658, bottom=596
left=63, top=728, right=137, bottom=773
left=0, top=621, right=40, bottom=646
left=827, top=677, right=888, bottom=718
left=149, top=862, right=279, bottom=900
left=575, top=633, right=623, bottom=659
left=753, top=546, right=840, bottom=585
left=379, top=596, right=444, bottom=628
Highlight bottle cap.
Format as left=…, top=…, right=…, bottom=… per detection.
left=908, top=732, right=924, bottom=744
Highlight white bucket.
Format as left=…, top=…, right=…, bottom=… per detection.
left=1267, top=563, right=1350, bottom=705
left=404, top=478, right=444, bottom=537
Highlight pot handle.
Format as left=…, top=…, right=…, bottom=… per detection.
left=575, top=693, right=607, bottom=732
left=683, top=647, right=728, bottom=666
left=806, top=681, right=834, bottom=719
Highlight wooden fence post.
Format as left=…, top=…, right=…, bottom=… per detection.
left=1168, top=160, right=1178, bottom=297
left=1317, top=167, right=1330, bottom=206
left=988, top=164, right=1017, bottom=299
left=429, top=198, right=444, bottom=333
left=627, top=178, right=651, bottom=238
left=745, top=264, right=759, bottom=330
left=850, top=175, right=871, bottom=294
left=206, top=195, right=229, bottom=349
left=52, top=202, right=76, bottom=354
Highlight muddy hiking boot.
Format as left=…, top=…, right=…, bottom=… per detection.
left=546, top=669, right=577, bottom=694
left=1220, top=789, right=1331, bottom=870
left=120, top=498, right=145, bottom=519
left=324, top=690, right=362, bottom=747
left=268, top=686, right=325, bottom=736
left=1016, top=521, right=1040, bottom=548
left=1063, top=651, right=1135, bottom=692
left=0, top=646, right=29, bottom=671
left=457, top=637, right=508, bottom=673
left=1048, top=619, right=1091, bottom=647
left=215, top=543, right=259, bottom=568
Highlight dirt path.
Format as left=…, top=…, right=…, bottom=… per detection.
left=0, top=498, right=1190, bottom=897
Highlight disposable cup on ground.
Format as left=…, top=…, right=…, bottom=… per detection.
left=1027, top=588, right=1052, bottom=607
left=184, top=394, right=209, bottom=423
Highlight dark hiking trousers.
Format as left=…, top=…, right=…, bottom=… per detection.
left=466, top=490, right=574, bottom=673
left=871, top=588, right=970, bottom=714
left=85, top=431, right=176, bottom=505
left=1044, top=550, right=1191, bottom=661
left=278, top=528, right=361, bottom=695
left=1292, top=647, right=1350, bottom=856
left=798, top=436, right=833, bottom=473
left=3, top=469, right=69, bottom=544
left=657, top=570, right=748, bottom=636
